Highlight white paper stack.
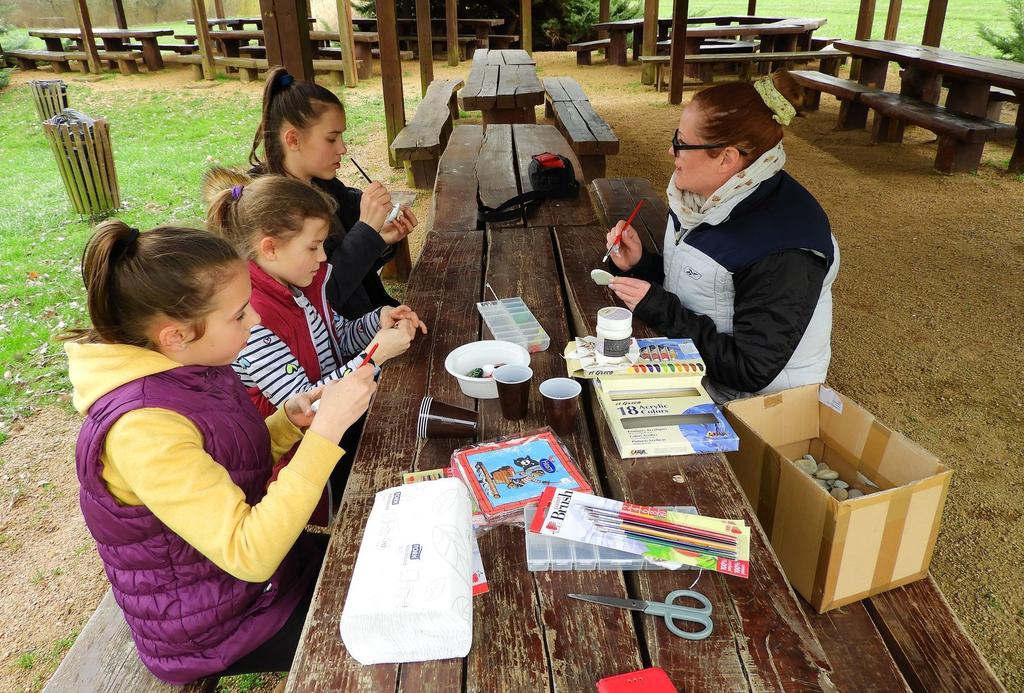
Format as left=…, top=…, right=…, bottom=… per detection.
left=339, top=477, right=474, bottom=664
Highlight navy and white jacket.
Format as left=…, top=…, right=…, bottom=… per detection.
left=612, top=171, right=840, bottom=402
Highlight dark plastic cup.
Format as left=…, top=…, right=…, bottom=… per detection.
left=494, top=365, right=533, bottom=420
left=417, top=396, right=479, bottom=439
left=539, top=377, right=582, bottom=436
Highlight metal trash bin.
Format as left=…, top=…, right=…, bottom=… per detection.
left=29, top=79, right=69, bottom=121
left=42, top=109, right=120, bottom=216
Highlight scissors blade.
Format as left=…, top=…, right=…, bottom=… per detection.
left=568, top=594, right=650, bottom=612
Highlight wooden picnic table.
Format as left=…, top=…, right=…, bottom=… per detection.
left=186, top=16, right=315, bottom=30
left=283, top=122, right=832, bottom=691
left=459, top=49, right=544, bottom=125
left=591, top=18, right=821, bottom=67
left=834, top=38, right=1024, bottom=172
left=352, top=16, right=505, bottom=47
left=281, top=133, right=1006, bottom=691
left=29, top=27, right=172, bottom=70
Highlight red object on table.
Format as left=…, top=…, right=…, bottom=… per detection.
left=597, top=666, right=677, bottom=693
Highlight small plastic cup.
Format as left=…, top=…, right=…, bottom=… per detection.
left=539, top=377, right=582, bottom=436
left=416, top=396, right=479, bottom=439
left=494, top=365, right=533, bottom=420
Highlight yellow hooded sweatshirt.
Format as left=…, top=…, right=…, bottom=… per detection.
left=66, top=342, right=343, bottom=583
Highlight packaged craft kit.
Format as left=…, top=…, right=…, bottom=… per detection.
left=564, top=336, right=738, bottom=458
left=723, top=384, right=951, bottom=612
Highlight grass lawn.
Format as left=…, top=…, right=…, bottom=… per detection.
left=0, top=79, right=404, bottom=443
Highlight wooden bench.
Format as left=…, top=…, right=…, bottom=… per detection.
left=5, top=49, right=88, bottom=73
left=488, top=34, right=519, bottom=49
left=640, top=49, right=850, bottom=91
left=217, top=56, right=267, bottom=83
left=124, top=42, right=198, bottom=55
left=42, top=589, right=219, bottom=693
left=568, top=38, right=610, bottom=66
left=96, top=50, right=145, bottom=75
left=161, top=52, right=204, bottom=80
left=987, top=85, right=1021, bottom=120
left=789, top=69, right=882, bottom=115
left=543, top=76, right=619, bottom=181
left=311, top=58, right=351, bottom=86
left=859, top=90, right=1017, bottom=173
left=390, top=78, right=463, bottom=188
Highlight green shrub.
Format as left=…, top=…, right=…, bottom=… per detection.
left=978, top=0, right=1024, bottom=62
left=542, top=0, right=641, bottom=48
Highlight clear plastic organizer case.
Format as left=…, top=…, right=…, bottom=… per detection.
left=524, top=506, right=698, bottom=571
left=476, top=297, right=550, bottom=353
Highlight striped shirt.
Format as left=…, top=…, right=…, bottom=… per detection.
left=233, top=287, right=381, bottom=408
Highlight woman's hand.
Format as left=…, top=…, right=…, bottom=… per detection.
left=283, top=385, right=323, bottom=429
left=358, top=181, right=393, bottom=232
left=369, top=319, right=417, bottom=364
left=380, top=304, right=428, bottom=334
left=380, top=206, right=418, bottom=245
left=609, top=277, right=652, bottom=311
left=605, top=220, right=643, bottom=271
left=308, top=367, right=377, bottom=441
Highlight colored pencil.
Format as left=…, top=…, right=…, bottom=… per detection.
left=591, top=522, right=738, bottom=559
left=602, top=199, right=645, bottom=263
left=584, top=515, right=737, bottom=555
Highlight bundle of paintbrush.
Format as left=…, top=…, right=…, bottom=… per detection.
left=531, top=487, right=751, bottom=578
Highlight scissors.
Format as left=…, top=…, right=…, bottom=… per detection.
left=569, top=590, right=714, bottom=641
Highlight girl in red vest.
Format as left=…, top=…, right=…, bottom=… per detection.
left=203, top=169, right=427, bottom=523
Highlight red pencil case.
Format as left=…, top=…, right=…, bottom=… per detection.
left=597, top=666, right=677, bottom=693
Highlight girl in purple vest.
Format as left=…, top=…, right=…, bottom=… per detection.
left=250, top=67, right=418, bottom=320
left=64, top=222, right=375, bottom=684
left=202, top=167, right=427, bottom=524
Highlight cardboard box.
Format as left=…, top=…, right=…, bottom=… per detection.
left=723, top=384, right=951, bottom=613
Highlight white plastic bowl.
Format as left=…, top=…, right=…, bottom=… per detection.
left=445, top=340, right=530, bottom=399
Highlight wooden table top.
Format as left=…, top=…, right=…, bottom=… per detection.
left=834, top=39, right=1024, bottom=93
left=283, top=141, right=843, bottom=689
left=460, top=49, right=544, bottom=111
left=191, top=29, right=378, bottom=43
left=352, top=16, right=505, bottom=27
left=29, top=27, right=173, bottom=38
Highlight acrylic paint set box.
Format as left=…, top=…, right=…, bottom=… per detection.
left=476, top=296, right=550, bottom=353
left=523, top=506, right=697, bottom=571
left=563, top=338, right=738, bottom=458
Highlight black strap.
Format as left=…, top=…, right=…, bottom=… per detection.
left=476, top=189, right=548, bottom=224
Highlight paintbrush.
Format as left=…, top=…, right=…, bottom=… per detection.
left=601, top=199, right=645, bottom=264
left=350, top=156, right=373, bottom=183
left=311, top=343, right=379, bottom=413
left=350, top=157, right=403, bottom=225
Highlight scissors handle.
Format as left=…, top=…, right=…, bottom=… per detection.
left=645, top=589, right=714, bottom=640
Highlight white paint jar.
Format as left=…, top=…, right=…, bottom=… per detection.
left=596, top=306, right=633, bottom=361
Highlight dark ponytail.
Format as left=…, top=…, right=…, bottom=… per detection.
left=63, top=221, right=242, bottom=347
left=249, top=67, right=346, bottom=175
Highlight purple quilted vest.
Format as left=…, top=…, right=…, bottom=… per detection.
left=76, top=364, right=320, bottom=684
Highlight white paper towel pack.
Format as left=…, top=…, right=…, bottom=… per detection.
left=339, top=477, right=474, bottom=664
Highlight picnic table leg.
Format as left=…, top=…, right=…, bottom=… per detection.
left=101, top=37, right=120, bottom=71
left=840, top=56, right=888, bottom=130
left=684, top=37, right=701, bottom=80
left=354, top=42, right=372, bottom=79
left=935, top=79, right=992, bottom=174
left=474, top=26, right=488, bottom=50
left=381, top=238, right=412, bottom=280
left=43, top=37, right=64, bottom=52
left=222, top=39, right=239, bottom=74
left=140, top=37, right=164, bottom=71
left=1011, top=92, right=1024, bottom=173
left=876, top=65, right=940, bottom=143
left=631, top=28, right=642, bottom=62
left=607, top=29, right=627, bottom=66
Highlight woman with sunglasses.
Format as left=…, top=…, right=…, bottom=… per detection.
left=607, top=72, right=840, bottom=403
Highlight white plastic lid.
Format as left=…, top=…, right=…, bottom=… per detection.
left=597, top=306, right=633, bottom=332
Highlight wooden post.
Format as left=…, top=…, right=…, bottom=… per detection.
left=850, top=0, right=876, bottom=80
left=213, top=0, right=225, bottom=19
left=668, top=0, right=688, bottom=105
left=72, top=0, right=101, bottom=74
left=416, top=0, right=433, bottom=95
left=747, top=0, right=757, bottom=13
left=335, top=0, right=358, bottom=87
left=521, top=0, right=532, bottom=55
left=377, top=0, right=406, bottom=167
left=641, top=0, right=657, bottom=85
left=446, top=0, right=458, bottom=66
left=260, top=0, right=315, bottom=82
left=191, top=0, right=217, bottom=80
left=922, top=0, right=948, bottom=46
left=884, top=0, right=902, bottom=40
left=111, top=0, right=128, bottom=30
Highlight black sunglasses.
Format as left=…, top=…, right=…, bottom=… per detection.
left=672, top=129, right=748, bottom=157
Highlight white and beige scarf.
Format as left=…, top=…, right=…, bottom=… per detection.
left=667, top=141, right=786, bottom=242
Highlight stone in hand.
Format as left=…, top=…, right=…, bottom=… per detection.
left=591, top=268, right=614, bottom=286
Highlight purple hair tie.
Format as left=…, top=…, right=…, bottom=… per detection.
left=231, top=185, right=244, bottom=200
